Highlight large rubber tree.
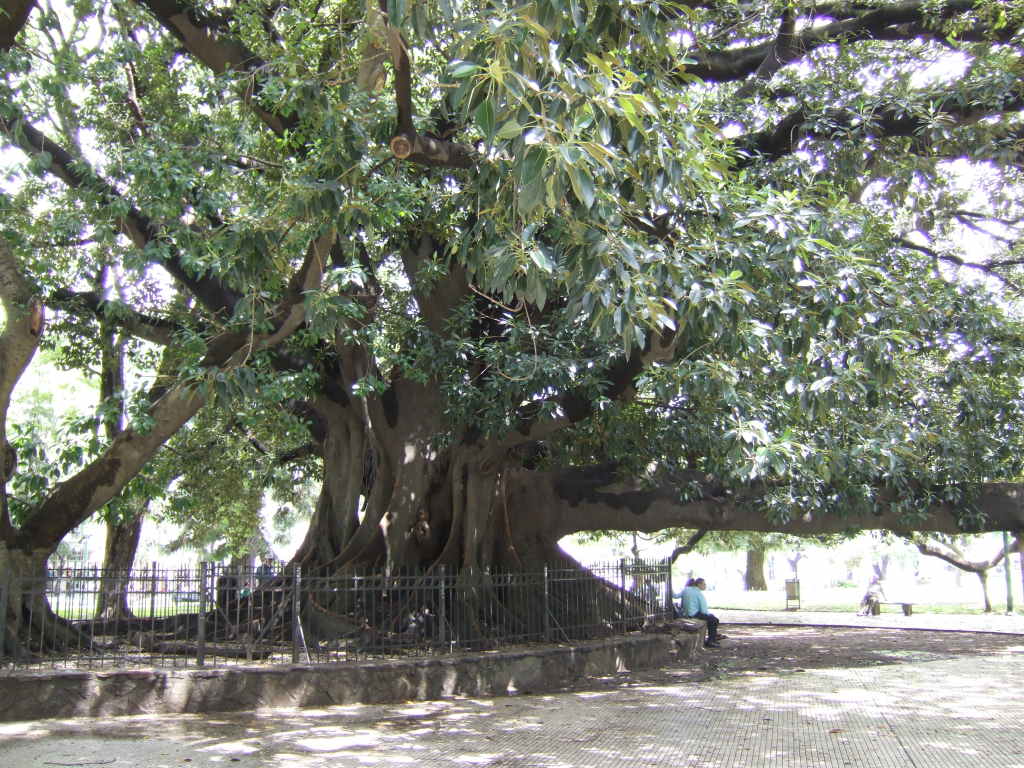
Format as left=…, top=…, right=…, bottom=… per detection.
left=3, top=1, right=1024, bottom=649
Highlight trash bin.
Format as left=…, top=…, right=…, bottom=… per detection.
left=785, top=579, right=800, bottom=611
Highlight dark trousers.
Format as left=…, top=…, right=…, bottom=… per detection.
left=694, top=612, right=719, bottom=643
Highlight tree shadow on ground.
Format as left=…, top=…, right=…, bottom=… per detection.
left=1, top=626, right=1021, bottom=768
left=597, top=624, right=1024, bottom=688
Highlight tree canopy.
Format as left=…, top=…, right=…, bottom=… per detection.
left=2, top=0, right=1024, bottom=583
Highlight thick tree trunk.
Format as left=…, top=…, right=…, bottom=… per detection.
left=292, top=405, right=646, bottom=642
left=293, top=399, right=368, bottom=570
left=0, top=543, right=88, bottom=658
left=745, top=546, right=768, bottom=591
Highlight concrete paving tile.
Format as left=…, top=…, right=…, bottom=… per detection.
left=1, top=620, right=1021, bottom=767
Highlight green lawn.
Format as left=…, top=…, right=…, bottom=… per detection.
left=709, top=584, right=1014, bottom=615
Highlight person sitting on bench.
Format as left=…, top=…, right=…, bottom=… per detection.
left=857, top=578, right=886, bottom=616
left=680, top=577, right=722, bottom=648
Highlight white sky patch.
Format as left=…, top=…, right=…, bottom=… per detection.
left=720, top=122, right=743, bottom=139
left=909, top=50, right=971, bottom=88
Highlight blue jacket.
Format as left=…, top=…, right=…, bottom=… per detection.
left=680, top=585, right=708, bottom=617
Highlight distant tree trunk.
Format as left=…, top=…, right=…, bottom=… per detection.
left=1018, top=534, right=1023, bottom=611
left=976, top=570, right=993, bottom=613
left=95, top=505, right=145, bottom=619
left=787, top=551, right=804, bottom=578
left=872, top=554, right=891, bottom=582
left=745, top=546, right=767, bottom=591
left=95, top=289, right=142, bottom=621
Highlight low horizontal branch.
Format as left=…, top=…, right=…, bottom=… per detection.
left=507, top=466, right=1024, bottom=539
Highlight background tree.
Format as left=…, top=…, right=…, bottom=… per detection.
left=910, top=533, right=1021, bottom=612
left=3, top=1, right=1024, bottom=650
left=151, top=403, right=318, bottom=562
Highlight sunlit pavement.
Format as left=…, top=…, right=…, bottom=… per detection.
left=717, top=607, right=1024, bottom=634
left=1, top=613, right=1022, bottom=767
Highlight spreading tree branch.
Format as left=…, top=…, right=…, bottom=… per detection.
left=668, top=530, right=709, bottom=565
left=504, top=327, right=680, bottom=446
left=0, top=0, right=36, bottom=50
left=0, top=109, right=241, bottom=314
left=0, top=238, right=43, bottom=538
left=685, top=0, right=1002, bottom=84
left=734, top=7, right=798, bottom=98
left=135, top=0, right=294, bottom=137
left=380, top=0, right=476, bottom=169
left=911, top=534, right=1019, bottom=573
left=49, top=289, right=178, bottom=346
left=737, top=93, right=1024, bottom=165
left=897, top=238, right=1024, bottom=294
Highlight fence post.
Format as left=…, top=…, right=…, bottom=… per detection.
left=1004, top=531, right=1014, bottom=613
left=148, top=561, right=158, bottom=615
left=619, top=558, right=627, bottom=631
left=148, top=561, right=158, bottom=651
left=543, top=566, right=551, bottom=642
left=438, top=565, right=447, bottom=647
left=197, top=562, right=207, bottom=667
left=291, top=564, right=302, bottom=663
left=664, top=557, right=674, bottom=619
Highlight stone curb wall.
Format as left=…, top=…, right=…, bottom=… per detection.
left=0, top=622, right=704, bottom=722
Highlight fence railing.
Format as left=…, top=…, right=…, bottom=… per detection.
left=1, top=559, right=674, bottom=672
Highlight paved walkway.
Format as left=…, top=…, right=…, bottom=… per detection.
left=717, top=607, right=1024, bottom=634
left=1, top=612, right=1021, bottom=767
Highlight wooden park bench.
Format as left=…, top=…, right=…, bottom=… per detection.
left=870, top=601, right=914, bottom=616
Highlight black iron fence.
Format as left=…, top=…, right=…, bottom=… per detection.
left=1, top=559, right=674, bottom=672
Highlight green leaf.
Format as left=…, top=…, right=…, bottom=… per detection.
left=519, top=175, right=546, bottom=216
left=568, top=166, right=596, bottom=209
left=496, top=119, right=522, bottom=140
left=530, top=246, right=554, bottom=274
left=475, top=99, right=497, bottom=142
left=585, top=53, right=614, bottom=79
left=618, top=96, right=644, bottom=130
left=569, top=0, right=583, bottom=28
left=412, top=3, right=428, bottom=37
left=518, top=146, right=547, bottom=183
left=449, top=60, right=479, bottom=79
left=809, top=376, right=835, bottom=393
left=386, top=0, right=406, bottom=26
